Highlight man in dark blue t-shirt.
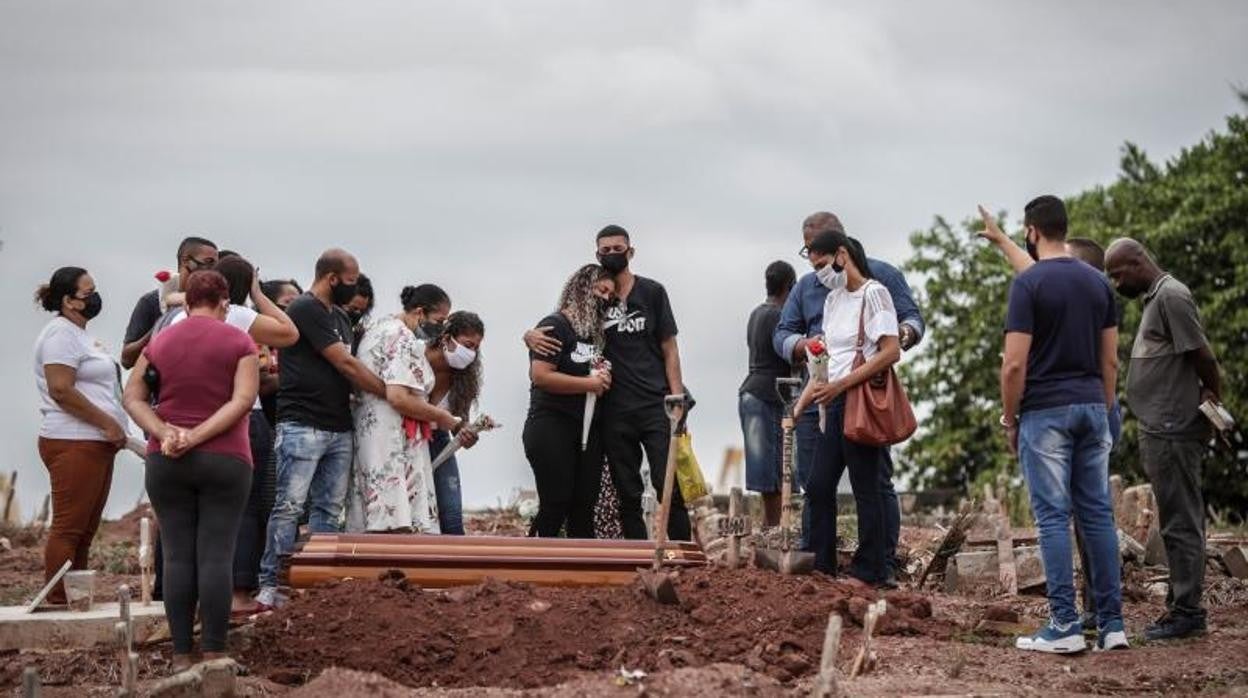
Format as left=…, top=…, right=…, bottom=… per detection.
left=1000, top=195, right=1126, bottom=654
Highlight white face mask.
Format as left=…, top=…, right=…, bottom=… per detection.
left=815, top=261, right=845, bottom=290
left=444, top=341, right=477, bottom=370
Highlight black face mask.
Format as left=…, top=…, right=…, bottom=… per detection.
left=1025, top=231, right=1039, bottom=261
left=79, top=292, right=103, bottom=320
left=347, top=310, right=364, bottom=326
left=331, top=280, right=358, bottom=306
left=420, top=321, right=445, bottom=339
left=598, top=252, right=629, bottom=274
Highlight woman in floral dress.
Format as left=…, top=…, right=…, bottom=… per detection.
left=350, top=286, right=463, bottom=533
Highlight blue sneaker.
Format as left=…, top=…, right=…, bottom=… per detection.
left=1094, top=619, right=1129, bottom=651
left=1015, top=618, right=1087, bottom=654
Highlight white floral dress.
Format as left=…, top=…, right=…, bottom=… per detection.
left=348, top=315, right=441, bottom=533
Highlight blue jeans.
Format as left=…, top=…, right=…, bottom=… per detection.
left=430, top=429, right=464, bottom=535
left=1019, top=404, right=1122, bottom=628
left=258, top=422, right=353, bottom=589
left=738, top=393, right=783, bottom=493
left=801, top=398, right=890, bottom=582
left=795, top=409, right=900, bottom=572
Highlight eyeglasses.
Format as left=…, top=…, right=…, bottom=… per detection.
left=798, top=246, right=810, bottom=259
left=184, top=256, right=216, bottom=271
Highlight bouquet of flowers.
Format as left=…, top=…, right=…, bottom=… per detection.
left=583, top=356, right=612, bottom=451
left=807, top=338, right=829, bottom=433
left=432, top=414, right=501, bottom=470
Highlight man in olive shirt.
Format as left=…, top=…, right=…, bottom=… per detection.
left=1105, top=238, right=1223, bottom=641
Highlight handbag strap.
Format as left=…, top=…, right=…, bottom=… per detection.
left=854, top=281, right=875, bottom=354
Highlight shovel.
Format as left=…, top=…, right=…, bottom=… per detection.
left=637, top=393, right=689, bottom=605
left=754, top=377, right=815, bottom=575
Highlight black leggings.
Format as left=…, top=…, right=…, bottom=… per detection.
left=234, top=410, right=275, bottom=590
left=146, top=451, right=251, bottom=654
left=522, top=411, right=603, bottom=538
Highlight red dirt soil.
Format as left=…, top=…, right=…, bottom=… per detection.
left=241, top=566, right=949, bottom=689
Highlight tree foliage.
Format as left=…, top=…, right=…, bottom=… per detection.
left=901, top=109, right=1248, bottom=515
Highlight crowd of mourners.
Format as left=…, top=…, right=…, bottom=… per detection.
left=30, top=201, right=1224, bottom=667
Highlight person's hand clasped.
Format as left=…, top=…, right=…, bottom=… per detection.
left=159, top=424, right=193, bottom=458
left=523, top=327, right=562, bottom=357
left=588, top=370, right=612, bottom=396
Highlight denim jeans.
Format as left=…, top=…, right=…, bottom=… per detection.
left=738, top=392, right=783, bottom=493
left=258, top=422, right=353, bottom=589
left=430, top=429, right=465, bottom=535
left=802, top=397, right=890, bottom=582
left=1019, top=403, right=1122, bottom=628
left=795, top=409, right=900, bottom=571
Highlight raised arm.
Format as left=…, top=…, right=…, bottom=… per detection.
left=248, top=276, right=299, bottom=348
left=979, top=204, right=1034, bottom=275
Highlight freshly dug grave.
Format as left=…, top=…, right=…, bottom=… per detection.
left=241, top=566, right=952, bottom=690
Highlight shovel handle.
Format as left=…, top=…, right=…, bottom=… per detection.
left=652, top=394, right=687, bottom=568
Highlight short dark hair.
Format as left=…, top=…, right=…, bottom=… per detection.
left=260, top=278, right=302, bottom=304
left=184, top=270, right=230, bottom=309
left=1066, top=237, right=1105, bottom=271
left=177, top=236, right=217, bottom=261
left=1023, top=195, right=1068, bottom=240
left=596, top=224, right=630, bottom=243
left=35, top=266, right=88, bottom=313
left=400, top=283, right=450, bottom=313
left=354, top=274, right=375, bottom=312
left=215, top=255, right=255, bottom=306
left=764, top=260, right=796, bottom=297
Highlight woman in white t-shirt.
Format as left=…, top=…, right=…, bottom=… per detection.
left=33, top=267, right=130, bottom=606
left=792, top=231, right=902, bottom=586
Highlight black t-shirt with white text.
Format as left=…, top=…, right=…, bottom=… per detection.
left=277, top=293, right=356, bottom=432
left=528, top=313, right=597, bottom=420
left=602, top=275, right=678, bottom=415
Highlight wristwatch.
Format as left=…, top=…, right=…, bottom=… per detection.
left=999, top=414, right=1018, bottom=429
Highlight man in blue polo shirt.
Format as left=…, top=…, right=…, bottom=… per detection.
left=772, top=211, right=924, bottom=587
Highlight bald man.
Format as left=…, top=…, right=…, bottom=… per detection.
left=256, top=248, right=386, bottom=609
left=1105, top=238, right=1221, bottom=642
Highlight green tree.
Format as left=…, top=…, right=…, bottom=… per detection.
left=901, top=107, right=1248, bottom=515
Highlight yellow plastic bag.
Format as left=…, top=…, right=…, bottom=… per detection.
left=674, top=432, right=710, bottom=503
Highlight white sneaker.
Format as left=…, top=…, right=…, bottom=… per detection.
left=1016, top=619, right=1087, bottom=654
left=1094, top=620, right=1130, bottom=651
left=254, top=586, right=281, bottom=610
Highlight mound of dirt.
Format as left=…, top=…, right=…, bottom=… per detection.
left=242, top=566, right=954, bottom=690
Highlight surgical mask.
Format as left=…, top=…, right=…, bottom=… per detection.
left=331, top=280, right=358, bottom=306
left=79, top=292, right=103, bottom=320
left=815, top=260, right=845, bottom=289
left=598, top=252, right=629, bottom=274
left=444, top=341, right=477, bottom=370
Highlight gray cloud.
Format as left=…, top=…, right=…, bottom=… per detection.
left=2, top=0, right=1245, bottom=517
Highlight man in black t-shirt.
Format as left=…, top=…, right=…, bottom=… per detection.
left=120, top=236, right=219, bottom=369
left=529, top=226, right=689, bottom=541
left=255, top=248, right=387, bottom=608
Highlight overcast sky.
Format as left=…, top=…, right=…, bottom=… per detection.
left=2, top=1, right=1245, bottom=519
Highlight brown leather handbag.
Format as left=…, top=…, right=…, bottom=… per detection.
left=843, top=283, right=918, bottom=446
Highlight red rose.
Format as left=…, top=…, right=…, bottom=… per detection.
left=154, top=270, right=172, bottom=283
left=808, top=339, right=827, bottom=356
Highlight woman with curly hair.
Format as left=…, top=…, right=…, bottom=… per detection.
left=425, top=310, right=486, bottom=534
left=523, top=264, right=616, bottom=538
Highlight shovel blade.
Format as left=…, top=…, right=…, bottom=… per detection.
left=636, top=567, right=680, bottom=605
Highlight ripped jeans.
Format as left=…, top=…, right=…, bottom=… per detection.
left=257, top=422, right=353, bottom=590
